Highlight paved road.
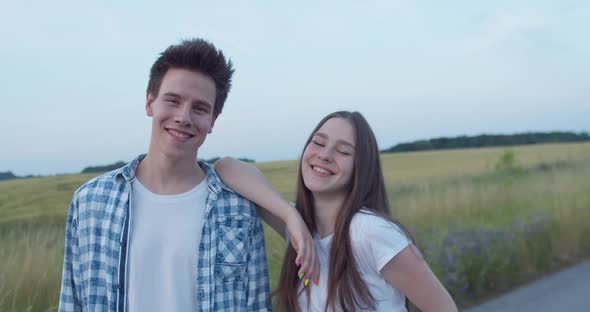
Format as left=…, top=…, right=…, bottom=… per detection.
left=464, top=260, right=590, bottom=312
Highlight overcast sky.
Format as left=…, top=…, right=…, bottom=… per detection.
left=1, top=0, right=588, bottom=175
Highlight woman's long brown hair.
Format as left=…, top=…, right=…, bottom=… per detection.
left=275, top=111, right=415, bottom=311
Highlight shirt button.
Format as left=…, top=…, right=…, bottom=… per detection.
left=112, top=284, right=120, bottom=291
left=120, top=241, right=126, bottom=247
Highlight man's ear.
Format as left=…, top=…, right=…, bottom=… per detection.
left=146, top=93, right=156, bottom=117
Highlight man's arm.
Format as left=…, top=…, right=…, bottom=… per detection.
left=58, top=195, right=83, bottom=312
left=246, top=215, right=272, bottom=311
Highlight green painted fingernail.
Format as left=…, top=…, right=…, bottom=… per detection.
left=298, top=273, right=304, bottom=280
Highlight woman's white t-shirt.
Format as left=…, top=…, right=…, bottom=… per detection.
left=296, top=210, right=410, bottom=312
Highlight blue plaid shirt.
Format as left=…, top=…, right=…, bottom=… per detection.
left=58, top=155, right=271, bottom=311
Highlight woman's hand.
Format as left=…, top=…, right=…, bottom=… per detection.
left=285, top=207, right=320, bottom=287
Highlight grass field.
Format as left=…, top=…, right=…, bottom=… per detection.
left=1, top=142, right=590, bottom=311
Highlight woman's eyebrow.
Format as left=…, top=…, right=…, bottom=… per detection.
left=314, top=132, right=355, bottom=148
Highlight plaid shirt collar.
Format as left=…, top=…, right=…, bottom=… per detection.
left=116, top=154, right=229, bottom=195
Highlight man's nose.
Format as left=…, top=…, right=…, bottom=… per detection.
left=174, top=105, right=192, bottom=126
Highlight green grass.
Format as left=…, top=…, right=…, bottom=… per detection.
left=0, top=219, right=63, bottom=312
left=1, top=142, right=590, bottom=311
left=393, top=160, right=590, bottom=304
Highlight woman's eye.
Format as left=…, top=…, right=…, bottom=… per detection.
left=337, top=150, right=352, bottom=156
left=312, top=141, right=325, bottom=147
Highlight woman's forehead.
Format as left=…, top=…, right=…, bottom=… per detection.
left=315, top=118, right=356, bottom=145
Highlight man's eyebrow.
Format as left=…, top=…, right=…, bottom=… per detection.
left=162, top=92, right=213, bottom=108
left=162, top=92, right=181, bottom=98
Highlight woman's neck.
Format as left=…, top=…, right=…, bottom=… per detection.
left=313, top=193, right=346, bottom=239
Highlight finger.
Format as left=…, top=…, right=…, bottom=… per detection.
left=296, top=243, right=307, bottom=277
left=294, top=252, right=301, bottom=268
left=301, top=237, right=314, bottom=286
left=304, top=235, right=318, bottom=286
left=294, top=240, right=303, bottom=268
left=296, top=243, right=310, bottom=284
left=312, top=243, right=320, bottom=286
left=298, top=271, right=305, bottom=280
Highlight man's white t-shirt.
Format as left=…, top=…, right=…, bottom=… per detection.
left=127, top=177, right=208, bottom=312
left=297, top=210, right=411, bottom=312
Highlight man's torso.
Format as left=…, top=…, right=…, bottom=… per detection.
left=62, top=156, right=270, bottom=311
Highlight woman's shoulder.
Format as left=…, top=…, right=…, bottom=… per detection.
left=350, top=209, right=408, bottom=241
left=350, top=209, right=412, bottom=271
left=351, top=208, right=395, bottom=228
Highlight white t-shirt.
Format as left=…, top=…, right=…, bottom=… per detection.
left=297, top=210, right=411, bottom=312
left=127, top=177, right=208, bottom=312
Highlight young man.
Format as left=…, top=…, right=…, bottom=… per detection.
left=58, top=39, right=271, bottom=311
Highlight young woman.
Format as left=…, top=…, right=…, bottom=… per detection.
left=216, top=111, right=457, bottom=312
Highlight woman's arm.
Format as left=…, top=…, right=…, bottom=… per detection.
left=380, top=245, right=458, bottom=312
left=215, top=157, right=292, bottom=235
left=214, top=157, right=319, bottom=286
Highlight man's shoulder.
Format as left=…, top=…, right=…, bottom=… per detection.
left=200, top=161, right=255, bottom=204
left=215, top=187, right=258, bottom=213
left=66, top=168, right=129, bottom=228
left=74, top=155, right=143, bottom=198
left=208, top=177, right=260, bottom=219
left=73, top=168, right=126, bottom=201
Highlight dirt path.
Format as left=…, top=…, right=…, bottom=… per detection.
left=464, top=260, right=590, bottom=311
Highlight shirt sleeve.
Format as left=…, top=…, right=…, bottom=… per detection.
left=354, top=213, right=411, bottom=272
left=246, top=212, right=272, bottom=311
left=58, top=194, right=83, bottom=312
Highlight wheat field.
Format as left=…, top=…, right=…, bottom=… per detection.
left=1, top=142, right=590, bottom=311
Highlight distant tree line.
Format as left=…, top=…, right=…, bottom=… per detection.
left=0, top=171, right=18, bottom=181
left=4, top=130, right=587, bottom=182
left=0, top=171, right=45, bottom=181
left=81, top=161, right=128, bottom=173
left=382, top=131, right=590, bottom=153
left=1, top=157, right=256, bottom=182
left=80, top=157, right=255, bottom=173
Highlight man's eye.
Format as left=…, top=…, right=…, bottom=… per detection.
left=193, top=104, right=210, bottom=113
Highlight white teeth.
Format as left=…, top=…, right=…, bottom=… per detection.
left=313, top=166, right=331, bottom=175
left=168, top=129, right=190, bottom=138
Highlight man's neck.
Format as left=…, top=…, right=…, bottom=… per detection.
left=135, top=151, right=205, bottom=195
